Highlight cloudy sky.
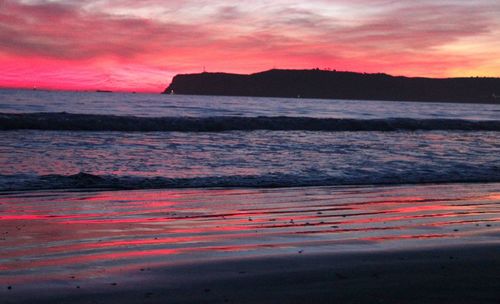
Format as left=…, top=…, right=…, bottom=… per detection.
left=1, top=0, right=499, bottom=92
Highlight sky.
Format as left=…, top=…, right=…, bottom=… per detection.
left=1, top=0, right=500, bottom=92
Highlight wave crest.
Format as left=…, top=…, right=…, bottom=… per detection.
left=1, top=170, right=499, bottom=192
left=1, top=113, right=500, bottom=132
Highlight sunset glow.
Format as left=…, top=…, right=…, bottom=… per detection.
left=1, top=0, right=500, bottom=92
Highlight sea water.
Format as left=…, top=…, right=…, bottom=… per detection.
left=0, top=89, right=499, bottom=191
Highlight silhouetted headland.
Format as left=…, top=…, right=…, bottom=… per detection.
left=163, top=69, right=500, bottom=103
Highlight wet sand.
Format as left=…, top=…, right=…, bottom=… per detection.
left=3, top=244, right=500, bottom=303
left=1, top=183, right=499, bottom=303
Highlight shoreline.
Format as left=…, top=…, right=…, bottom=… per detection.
left=165, top=92, right=500, bottom=105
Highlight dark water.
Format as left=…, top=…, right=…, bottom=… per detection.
left=0, top=89, right=499, bottom=191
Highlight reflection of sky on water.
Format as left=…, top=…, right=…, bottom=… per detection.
left=1, top=184, right=498, bottom=284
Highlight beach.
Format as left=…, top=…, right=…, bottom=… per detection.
left=2, top=0, right=500, bottom=302
left=1, top=183, right=499, bottom=303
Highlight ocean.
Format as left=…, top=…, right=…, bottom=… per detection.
left=1, top=89, right=499, bottom=191
left=1, top=89, right=499, bottom=300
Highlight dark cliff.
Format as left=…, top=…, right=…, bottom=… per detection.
left=163, top=69, right=500, bottom=103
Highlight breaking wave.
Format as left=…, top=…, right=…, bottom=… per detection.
left=1, top=112, right=500, bottom=132
left=1, top=171, right=500, bottom=192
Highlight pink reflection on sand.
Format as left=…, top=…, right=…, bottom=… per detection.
left=363, top=234, right=450, bottom=241
left=484, top=193, right=500, bottom=201
left=1, top=184, right=499, bottom=285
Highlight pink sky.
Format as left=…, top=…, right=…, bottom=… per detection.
left=1, top=0, right=500, bottom=92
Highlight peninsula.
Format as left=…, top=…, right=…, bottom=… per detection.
left=163, top=69, right=500, bottom=103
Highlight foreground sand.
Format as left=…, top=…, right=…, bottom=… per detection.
left=3, top=244, right=499, bottom=303
left=1, top=184, right=499, bottom=303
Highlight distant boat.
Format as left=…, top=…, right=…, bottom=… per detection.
left=170, top=90, right=175, bottom=95
left=96, top=90, right=113, bottom=93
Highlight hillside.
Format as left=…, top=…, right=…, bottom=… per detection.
left=163, top=69, right=500, bottom=103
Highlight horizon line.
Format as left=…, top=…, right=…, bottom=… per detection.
left=2, top=68, right=499, bottom=94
